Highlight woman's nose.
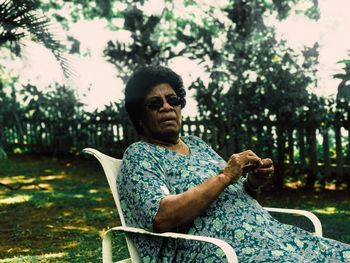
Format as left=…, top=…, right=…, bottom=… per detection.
left=160, top=99, right=173, bottom=110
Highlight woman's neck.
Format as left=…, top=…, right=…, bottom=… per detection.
left=144, top=137, right=190, bottom=155
left=145, top=137, right=179, bottom=146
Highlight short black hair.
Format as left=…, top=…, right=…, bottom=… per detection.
left=124, top=65, right=186, bottom=134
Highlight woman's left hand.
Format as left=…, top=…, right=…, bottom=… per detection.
left=247, top=158, right=274, bottom=188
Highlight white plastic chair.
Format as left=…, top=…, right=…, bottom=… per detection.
left=83, top=148, right=323, bottom=263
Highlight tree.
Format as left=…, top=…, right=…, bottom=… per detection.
left=0, top=0, right=74, bottom=158
left=47, top=0, right=321, bottom=188
left=3, top=0, right=335, bottom=189
left=104, top=6, right=164, bottom=82
left=333, top=54, right=350, bottom=189
left=0, top=0, right=72, bottom=77
left=21, top=83, right=84, bottom=155
left=181, top=0, right=320, bottom=188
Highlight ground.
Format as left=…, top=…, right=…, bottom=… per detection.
left=0, top=155, right=349, bottom=262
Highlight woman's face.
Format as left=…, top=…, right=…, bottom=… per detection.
left=140, top=83, right=182, bottom=143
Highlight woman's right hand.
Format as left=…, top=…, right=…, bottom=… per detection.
left=221, top=150, right=263, bottom=183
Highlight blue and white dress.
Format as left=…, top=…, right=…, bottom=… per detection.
left=117, top=135, right=350, bottom=262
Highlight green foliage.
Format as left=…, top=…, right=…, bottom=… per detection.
left=334, top=52, right=350, bottom=129
left=0, top=76, right=24, bottom=157
left=40, top=0, right=120, bottom=22
left=18, top=0, right=323, bottom=128
left=104, top=6, right=165, bottom=81
left=183, top=0, right=320, bottom=135
left=0, top=78, right=132, bottom=156
left=0, top=0, right=40, bottom=48
left=0, top=0, right=74, bottom=80
left=1, top=0, right=348, bottom=187
left=335, top=60, right=350, bottom=102
left=0, top=81, right=88, bottom=155
left=300, top=94, right=328, bottom=127
left=22, top=84, right=83, bottom=122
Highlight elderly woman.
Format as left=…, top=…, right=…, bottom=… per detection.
left=117, top=66, right=350, bottom=262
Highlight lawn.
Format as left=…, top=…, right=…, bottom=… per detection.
left=0, top=155, right=128, bottom=262
left=0, top=155, right=349, bottom=262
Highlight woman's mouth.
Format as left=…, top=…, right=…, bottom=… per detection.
left=159, top=117, right=177, bottom=126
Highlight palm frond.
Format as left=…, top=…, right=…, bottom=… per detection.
left=0, top=0, right=75, bottom=80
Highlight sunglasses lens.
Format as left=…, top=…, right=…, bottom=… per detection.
left=146, top=98, right=163, bottom=110
left=167, top=97, right=181, bottom=107
left=145, top=96, right=181, bottom=110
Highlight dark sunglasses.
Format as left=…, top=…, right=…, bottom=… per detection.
left=144, top=95, right=181, bottom=110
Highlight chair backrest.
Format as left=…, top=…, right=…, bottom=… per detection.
left=83, top=148, right=141, bottom=261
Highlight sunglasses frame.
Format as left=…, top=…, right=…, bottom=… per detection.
left=144, top=95, right=181, bottom=110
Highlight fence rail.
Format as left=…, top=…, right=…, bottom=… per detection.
left=2, top=116, right=349, bottom=187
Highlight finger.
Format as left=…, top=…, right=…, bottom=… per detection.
left=243, top=157, right=263, bottom=172
left=259, top=158, right=273, bottom=168
left=246, top=155, right=263, bottom=167
left=228, top=152, right=260, bottom=166
left=254, top=166, right=274, bottom=175
left=246, top=156, right=263, bottom=166
left=240, top=150, right=260, bottom=159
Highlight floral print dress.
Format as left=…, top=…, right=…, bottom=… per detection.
left=117, top=135, right=350, bottom=262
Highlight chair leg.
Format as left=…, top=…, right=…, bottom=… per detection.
left=103, top=231, right=113, bottom=263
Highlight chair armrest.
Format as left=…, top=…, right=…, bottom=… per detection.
left=263, top=207, right=323, bottom=237
left=103, top=226, right=238, bottom=263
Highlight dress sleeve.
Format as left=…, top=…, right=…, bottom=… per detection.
left=188, top=135, right=226, bottom=164
left=187, top=135, right=258, bottom=198
left=118, top=143, right=170, bottom=231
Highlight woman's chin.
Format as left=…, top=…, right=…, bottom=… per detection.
left=157, top=129, right=180, bottom=141
left=159, top=122, right=179, bottom=132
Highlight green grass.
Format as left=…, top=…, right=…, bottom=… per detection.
left=0, top=155, right=349, bottom=262
left=0, top=155, right=128, bottom=262
left=259, top=188, right=350, bottom=244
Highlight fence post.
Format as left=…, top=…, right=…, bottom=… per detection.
left=346, top=127, right=350, bottom=165
left=321, top=127, right=331, bottom=187
left=347, top=127, right=350, bottom=190
left=265, top=123, right=274, bottom=160
left=0, top=116, right=7, bottom=159
left=306, top=126, right=318, bottom=189
left=275, top=125, right=286, bottom=189
left=335, top=124, right=344, bottom=184
left=194, top=117, right=200, bottom=137
left=234, top=126, right=241, bottom=153
left=202, top=120, right=209, bottom=143
left=227, top=121, right=236, bottom=157
left=211, top=126, right=219, bottom=153
left=287, top=128, right=294, bottom=166
left=298, top=127, right=306, bottom=169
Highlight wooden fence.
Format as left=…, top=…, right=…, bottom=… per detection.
left=2, top=116, right=350, bottom=187
left=182, top=118, right=350, bottom=187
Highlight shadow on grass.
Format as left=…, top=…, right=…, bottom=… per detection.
left=259, top=188, right=350, bottom=244
left=0, top=155, right=128, bottom=262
